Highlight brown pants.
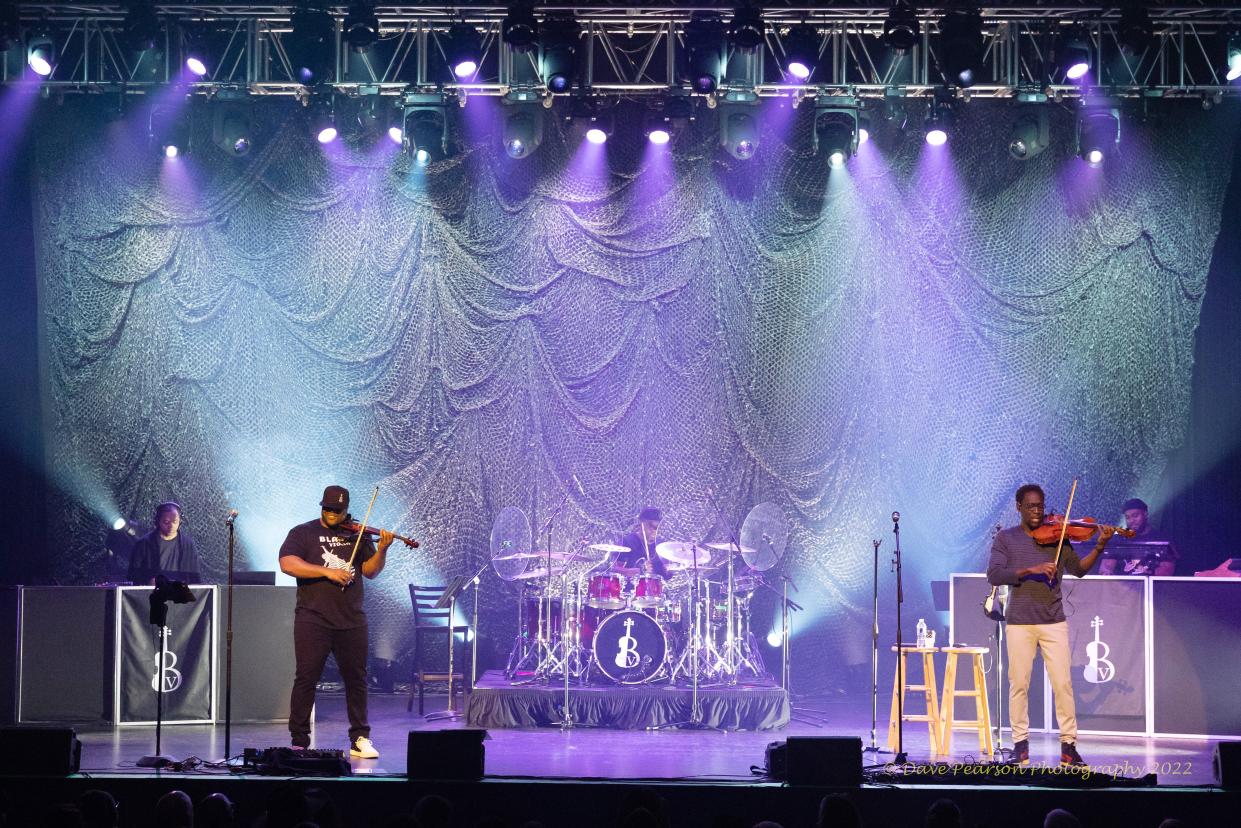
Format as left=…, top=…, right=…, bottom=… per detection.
left=1006, top=620, right=1077, bottom=745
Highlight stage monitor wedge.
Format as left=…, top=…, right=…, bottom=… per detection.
left=778, top=737, right=863, bottom=787
left=0, top=726, right=81, bottom=775
left=408, top=729, right=486, bottom=780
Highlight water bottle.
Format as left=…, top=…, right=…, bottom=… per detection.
left=916, top=618, right=928, bottom=648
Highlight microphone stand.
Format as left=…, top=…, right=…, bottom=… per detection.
left=223, top=512, right=237, bottom=765
left=864, top=538, right=891, bottom=755
left=891, top=512, right=907, bottom=765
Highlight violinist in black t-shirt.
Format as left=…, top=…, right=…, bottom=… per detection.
left=278, top=485, right=393, bottom=759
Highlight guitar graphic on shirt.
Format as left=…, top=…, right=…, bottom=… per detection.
left=321, top=548, right=356, bottom=585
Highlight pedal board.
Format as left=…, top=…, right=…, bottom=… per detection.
left=240, top=747, right=352, bottom=777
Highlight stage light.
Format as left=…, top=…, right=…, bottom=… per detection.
left=186, top=57, right=208, bottom=76
left=445, top=23, right=481, bottom=79
left=1118, top=6, right=1154, bottom=57
left=645, top=98, right=691, bottom=146
left=1008, top=105, right=1050, bottom=160
left=857, top=109, right=872, bottom=145
left=939, top=8, right=983, bottom=87
left=719, top=103, right=759, bottom=160
left=404, top=105, right=449, bottom=166
left=567, top=97, right=613, bottom=144
left=728, top=6, right=766, bottom=53
left=681, top=14, right=726, bottom=94
left=813, top=105, right=858, bottom=168
left=502, top=100, right=543, bottom=158
left=541, top=15, right=582, bottom=94
left=121, top=1, right=162, bottom=54
left=150, top=106, right=190, bottom=157
left=766, top=628, right=783, bottom=647
left=309, top=100, right=338, bottom=144
left=1227, top=36, right=1241, bottom=82
left=27, top=31, right=56, bottom=76
left=287, top=1, right=337, bottom=85
left=1058, top=25, right=1092, bottom=81
left=213, top=103, right=252, bottom=157
left=343, top=2, right=379, bottom=53
left=113, top=517, right=127, bottom=531
left=1076, top=106, right=1119, bottom=167
left=781, top=24, right=820, bottom=81
left=388, top=125, right=403, bottom=144
left=502, top=2, right=539, bottom=54
left=883, top=1, right=920, bottom=55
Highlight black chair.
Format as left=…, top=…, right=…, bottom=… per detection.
left=407, top=584, right=471, bottom=714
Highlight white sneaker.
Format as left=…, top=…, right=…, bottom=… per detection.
left=350, top=736, right=379, bottom=759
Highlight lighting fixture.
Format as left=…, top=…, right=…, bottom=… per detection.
left=781, top=24, right=820, bottom=81
left=502, top=3, right=539, bottom=54
left=727, top=6, right=766, bottom=53
left=1076, top=106, right=1119, bottom=167
left=343, top=2, right=379, bottom=53
left=1008, top=105, right=1050, bottom=160
left=502, top=100, right=543, bottom=158
left=405, top=105, right=449, bottom=166
left=149, top=106, right=190, bottom=157
left=445, top=23, right=482, bottom=79
left=813, top=105, right=859, bottom=168
left=566, top=97, right=613, bottom=145
left=719, top=103, right=759, bottom=160
left=1227, top=35, right=1241, bottom=82
left=681, top=14, right=726, bottom=94
left=1118, top=6, right=1154, bottom=57
left=923, top=97, right=953, bottom=146
left=287, top=1, right=337, bottom=85
left=939, top=8, right=983, bottom=87
left=541, top=15, right=582, bottom=94
left=121, top=1, right=162, bottom=54
left=27, top=30, right=56, bottom=76
left=1058, top=25, right=1092, bottom=81
left=212, top=103, right=252, bottom=156
left=309, top=99, right=338, bottom=144
left=645, top=97, right=692, bottom=146
left=883, top=2, right=920, bottom=55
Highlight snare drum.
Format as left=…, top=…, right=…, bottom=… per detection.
left=631, top=574, right=663, bottom=608
left=592, top=610, right=668, bottom=684
left=587, top=573, right=626, bottom=609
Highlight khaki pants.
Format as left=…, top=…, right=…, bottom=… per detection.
left=1006, top=620, right=1077, bottom=745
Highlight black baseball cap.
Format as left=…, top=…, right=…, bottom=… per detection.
left=320, top=485, right=350, bottom=511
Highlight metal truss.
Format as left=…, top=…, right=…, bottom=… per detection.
left=4, top=4, right=1240, bottom=101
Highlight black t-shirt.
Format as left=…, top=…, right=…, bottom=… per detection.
left=128, top=530, right=202, bottom=584
left=1104, top=529, right=1179, bottom=575
left=279, top=518, right=375, bottom=629
left=616, top=531, right=669, bottom=578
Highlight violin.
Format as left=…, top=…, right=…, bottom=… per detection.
left=1031, top=515, right=1134, bottom=546
left=344, top=520, right=420, bottom=549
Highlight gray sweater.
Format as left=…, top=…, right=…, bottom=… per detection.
left=987, top=526, right=1089, bottom=625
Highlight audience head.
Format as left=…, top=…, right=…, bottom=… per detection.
left=43, top=804, right=84, bottom=828
left=77, top=790, right=119, bottom=828
left=817, top=793, right=862, bottom=828
left=752, top=822, right=784, bottom=828
left=413, top=795, right=454, bottom=828
left=925, top=798, right=961, bottom=828
left=1043, top=809, right=1081, bottom=828
left=154, top=791, right=193, bottom=828
left=264, top=785, right=311, bottom=828
left=195, top=793, right=235, bottom=828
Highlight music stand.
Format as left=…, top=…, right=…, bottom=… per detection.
left=136, top=577, right=196, bottom=768
left=424, top=575, right=471, bottom=722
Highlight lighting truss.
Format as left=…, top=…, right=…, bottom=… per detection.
left=3, top=4, right=1241, bottom=102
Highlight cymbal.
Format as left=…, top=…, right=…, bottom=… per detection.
left=656, top=541, right=713, bottom=566
left=665, top=560, right=718, bottom=572
left=513, top=566, right=565, bottom=580
left=493, top=550, right=568, bottom=561
left=704, top=541, right=758, bottom=556
left=589, top=543, right=629, bottom=554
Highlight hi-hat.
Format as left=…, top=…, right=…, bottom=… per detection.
left=704, top=541, right=757, bottom=556
left=588, top=543, right=629, bottom=554
left=656, top=541, right=713, bottom=566
left=493, top=549, right=568, bottom=561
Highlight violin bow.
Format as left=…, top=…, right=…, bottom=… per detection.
left=345, top=486, right=381, bottom=570
left=1051, top=478, right=1079, bottom=575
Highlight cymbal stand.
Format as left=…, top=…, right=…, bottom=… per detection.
left=864, top=539, right=891, bottom=755
left=653, top=543, right=720, bottom=731
left=555, top=541, right=591, bottom=729
left=514, top=494, right=568, bottom=684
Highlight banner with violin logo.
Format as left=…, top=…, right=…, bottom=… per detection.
left=1062, top=577, right=1146, bottom=730
left=117, top=586, right=215, bottom=724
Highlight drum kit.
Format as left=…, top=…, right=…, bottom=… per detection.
left=492, top=504, right=790, bottom=688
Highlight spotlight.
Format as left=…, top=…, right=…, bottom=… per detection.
left=939, top=8, right=983, bottom=88
left=781, top=24, right=820, bottom=81
left=182, top=22, right=220, bottom=78
left=645, top=97, right=692, bottom=146
left=212, top=103, right=252, bottom=156
left=287, top=1, right=337, bottom=85
left=1118, top=6, right=1154, bottom=57
left=883, top=2, right=920, bottom=55
left=343, top=2, right=379, bottom=53
left=728, top=6, right=766, bottom=53
left=719, top=103, right=759, bottom=160
left=813, top=105, right=859, bottom=168
left=121, top=1, right=163, bottom=54
left=502, top=2, right=539, bottom=54
left=857, top=109, right=872, bottom=145
left=445, top=23, right=482, bottom=79
left=681, top=14, right=726, bottom=94
left=149, top=106, right=190, bottom=157
left=404, top=103, right=449, bottom=166
left=923, top=98, right=953, bottom=146
left=502, top=99, right=543, bottom=158
left=541, top=15, right=582, bottom=94
left=1008, top=105, right=1050, bottom=160
left=1227, top=36, right=1241, bottom=82
left=310, top=100, right=338, bottom=144
left=186, top=57, right=208, bottom=77
left=27, top=31, right=56, bottom=76
left=1076, top=106, right=1119, bottom=167
left=766, top=628, right=783, bottom=647
left=1058, top=25, right=1092, bottom=81
left=113, top=517, right=127, bottom=531
left=566, top=97, right=613, bottom=144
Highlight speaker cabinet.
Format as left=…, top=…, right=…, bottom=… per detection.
left=785, top=736, right=863, bottom=787
left=407, top=729, right=485, bottom=780
left=1215, top=741, right=1241, bottom=788
left=0, top=726, right=81, bottom=775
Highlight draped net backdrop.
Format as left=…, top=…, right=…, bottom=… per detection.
left=30, top=97, right=1236, bottom=688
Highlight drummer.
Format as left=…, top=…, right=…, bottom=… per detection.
left=614, top=506, right=670, bottom=579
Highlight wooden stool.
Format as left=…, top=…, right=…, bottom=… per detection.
left=939, top=646, right=993, bottom=756
left=887, top=646, right=942, bottom=754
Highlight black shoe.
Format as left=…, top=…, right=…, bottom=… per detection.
left=1060, top=742, right=1086, bottom=767
left=1012, top=739, right=1030, bottom=765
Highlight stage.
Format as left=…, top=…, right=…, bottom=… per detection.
left=3, top=691, right=1235, bottom=828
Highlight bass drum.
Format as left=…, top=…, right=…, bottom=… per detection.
left=592, top=610, right=668, bottom=684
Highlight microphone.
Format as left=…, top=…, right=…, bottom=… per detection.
left=570, top=474, right=586, bottom=497
left=892, top=511, right=900, bottom=524
left=225, top=509, right=238, bottom=526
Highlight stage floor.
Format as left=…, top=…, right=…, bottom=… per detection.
left=69, top=690, right=1220, bottom=786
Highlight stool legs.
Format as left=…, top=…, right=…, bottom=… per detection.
left=939, top=651, right=993, bottom=756
left=887, top=650, right=942, bottom=754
